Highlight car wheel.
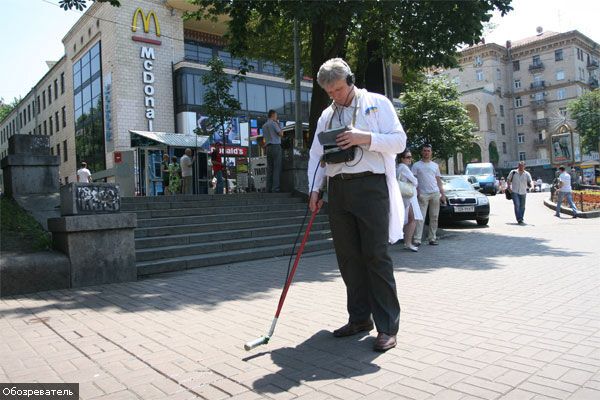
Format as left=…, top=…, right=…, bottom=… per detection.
left=476, top=218, right=489, bottom=226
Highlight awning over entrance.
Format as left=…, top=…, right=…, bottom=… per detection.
left=129, top=130, right=210, bottom=150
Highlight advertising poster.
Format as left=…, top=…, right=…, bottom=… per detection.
left=240, top=122, right=249, bottom=147
left=551, top=133, right=572, bottom=164
left=196, top=114, right=240, bottom=145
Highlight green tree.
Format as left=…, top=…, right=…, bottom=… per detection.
left=568, top=89, right=600, bottom=153
left=0, top=97, right=20, bottom=124
left=187, top=0, right=512, bottom=142
left=399, top=77, right=477, bottom=162
left=201, top=57, right=242, bottom=193
left=58, top=0, right=120, bottom=11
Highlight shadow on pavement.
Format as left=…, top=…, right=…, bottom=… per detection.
left=390, top=229, right=586, bottom=274
left=251, top=330, right=381, bottom=394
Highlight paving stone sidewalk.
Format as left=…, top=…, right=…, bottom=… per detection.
left=1, top=192, right=599, bottom=399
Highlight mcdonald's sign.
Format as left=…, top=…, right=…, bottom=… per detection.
left=132, top=8, right=161, bottom=37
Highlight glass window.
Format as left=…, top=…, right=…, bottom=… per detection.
left=74, top=70, right=81, bottom=89
left=514, top=79, right=521, bottom=89
left=61, top=73, right=65, bottom=94
left=83, top=100, right=92, bottom=116
left=519, top=152, right=526, bottom=161
left=266, top=86, right=284, bottom=112
left=90, top=42, right=99, bottom=58
left=517, top=133, right=525, bottom=143
left=514, top=97, right=522, bottom=107
left=198, top=46, right=213, bottom=63
left=184, top=42, right=198, bottom=61
left=502, top=142, right=507, bottom=154
left=476, top=70, right=484, bottom=81
left=186, top=74, right=195, bottom=105
left=557, top=88, right=566, bottom=100
left=555, top=49, right=563, bottom=61
left=501, top=123, right=505, bottom=135
left=82, top=84, right=91, bottom=105
left=91, top=55, right=100, bottom=75
left=91, top=77, right=101, bottom=98
left=556, top=70, right=565, bottom=80
left=499, top=105, right=504, bottom=117
left=218, top=51, right=232, bottom=68
left=238, top=82, right=246, bottom=110
left=81, top=51, right=90, bottom=66
left=194, top=75, right=203, bottom=105
left=513, top=60, right=520, bottom=71
left=532, top=55, right=541, bottom=66
left=535, top=92, right=544, bottom=101
left=81, top=61, right=90, bottom=84
left=516, top=115, right=524, bottom=125
left=247, top=83, right=266, bottom=112
left=559, top=107, right=567, bottom=117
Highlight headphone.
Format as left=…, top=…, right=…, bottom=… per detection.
left=339, top=59, right=355, bottom=87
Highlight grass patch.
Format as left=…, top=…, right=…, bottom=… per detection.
left=1, top=196, right=52, bottom=253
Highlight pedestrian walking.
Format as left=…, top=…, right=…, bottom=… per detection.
left=76, top=161, right=92, bottom=183
left=307, top=58, right=406, bottom=352
left=555, top=166, right=579, bottom=218
left=211, top=143, right=224, bottom=194
left=396, top=150, right=423, bottom=252
left=506, top=161, right=533, bottom=224
left=412, top=144, right=446, bottom=246
left=262, top=110, right=283, bottom=193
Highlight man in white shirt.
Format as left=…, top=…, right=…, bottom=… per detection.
left=308, top=58, right=406, bottom=352
left=180, top=148, right=195, bottom=194
left=555, top=166, right=579, bottom=218
left=411, top=144, right=446, bottom=246
left=507, top=161, right=533, bottom=224
left=76, top=162, right=92, bottom=183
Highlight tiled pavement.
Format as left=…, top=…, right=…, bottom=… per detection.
left=1, top=192, right=599, bottom=399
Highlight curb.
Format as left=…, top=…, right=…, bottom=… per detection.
left=543, top=199, right=600, bottom=218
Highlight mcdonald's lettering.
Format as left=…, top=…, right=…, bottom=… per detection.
left=132, top=8, right=161, bottom=36
left=140, top=46, right=156, bottom=131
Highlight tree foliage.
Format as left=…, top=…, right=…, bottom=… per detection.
left=0, top=97, right=20, bottom=125
left=200, top=57, right=242, bottom=144
left=187, top=0, right=512, bottom=142
left=568, top=89, right=600, bottom=153
left=399, top=77, right=477, bottom=162
left=58, top=0, right=120, bottom=11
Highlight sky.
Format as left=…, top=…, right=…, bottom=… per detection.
left=1, top=0, right=599, bottom=103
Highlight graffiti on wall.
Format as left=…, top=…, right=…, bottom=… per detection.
left=76, top=185, right=120, bottom=213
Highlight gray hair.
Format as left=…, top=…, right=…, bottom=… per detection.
left=317, top=58, right=352, bottom=88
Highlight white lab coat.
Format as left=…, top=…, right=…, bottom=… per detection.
left=308, top=88, right=406, bottom=243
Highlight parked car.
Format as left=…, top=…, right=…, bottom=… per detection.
left=465, top=162, right=498, bottom=195
left=439, top=175, right=490, bottom=226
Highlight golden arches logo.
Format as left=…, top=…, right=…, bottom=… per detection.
left=132, top=8, right=161, bottom=37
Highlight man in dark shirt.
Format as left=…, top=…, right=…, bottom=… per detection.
left=262, top=110, right=283, bottom=192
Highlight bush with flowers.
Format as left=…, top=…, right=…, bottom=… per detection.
left=552, top=189, right=600, bottom=212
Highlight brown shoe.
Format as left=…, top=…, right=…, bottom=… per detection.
left=373, top=333, right=397, bottom=352
left=332, top=320, right=374, bottom=337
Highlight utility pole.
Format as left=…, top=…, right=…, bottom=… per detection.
left=293, top=19, right=302, bottom=148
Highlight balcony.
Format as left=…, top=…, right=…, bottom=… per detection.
left=530, top=99, right=547, bottom=110
left=589, top=77, right=599, bottom=89
left=530, top=81, right=545, bottom=90
left=533, top=138, right=548, bottom=147
left=587, top=59, right=599, bottom=70
left=532, top=118, right=548, bottom=130
left=528, top=62, right=545, bottom=72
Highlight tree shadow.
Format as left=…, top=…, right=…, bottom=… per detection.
left=249, top=330, right=381, bottom=395
left=1, top=219, right=588, bottom=317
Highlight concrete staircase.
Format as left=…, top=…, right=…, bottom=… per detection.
left=121, top=193, right=333, bottom=277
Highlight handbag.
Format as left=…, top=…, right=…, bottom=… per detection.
left=399, top=180, right=415, bottom=199
left=505, top=189, right=512, bottom=200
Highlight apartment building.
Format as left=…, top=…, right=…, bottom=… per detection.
left=440, top=28, right=599, bottom=177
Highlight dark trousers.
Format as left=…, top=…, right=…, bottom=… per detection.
left=266, top=144, right=282, bottom=192
left=328, top=174, right=400, bottom=335
left=512, top=193, right=526, bottom=222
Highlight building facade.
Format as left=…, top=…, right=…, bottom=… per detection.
left=439, top=29, right=599, bottom=177
left=0, top=0, right=313, bottom=194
